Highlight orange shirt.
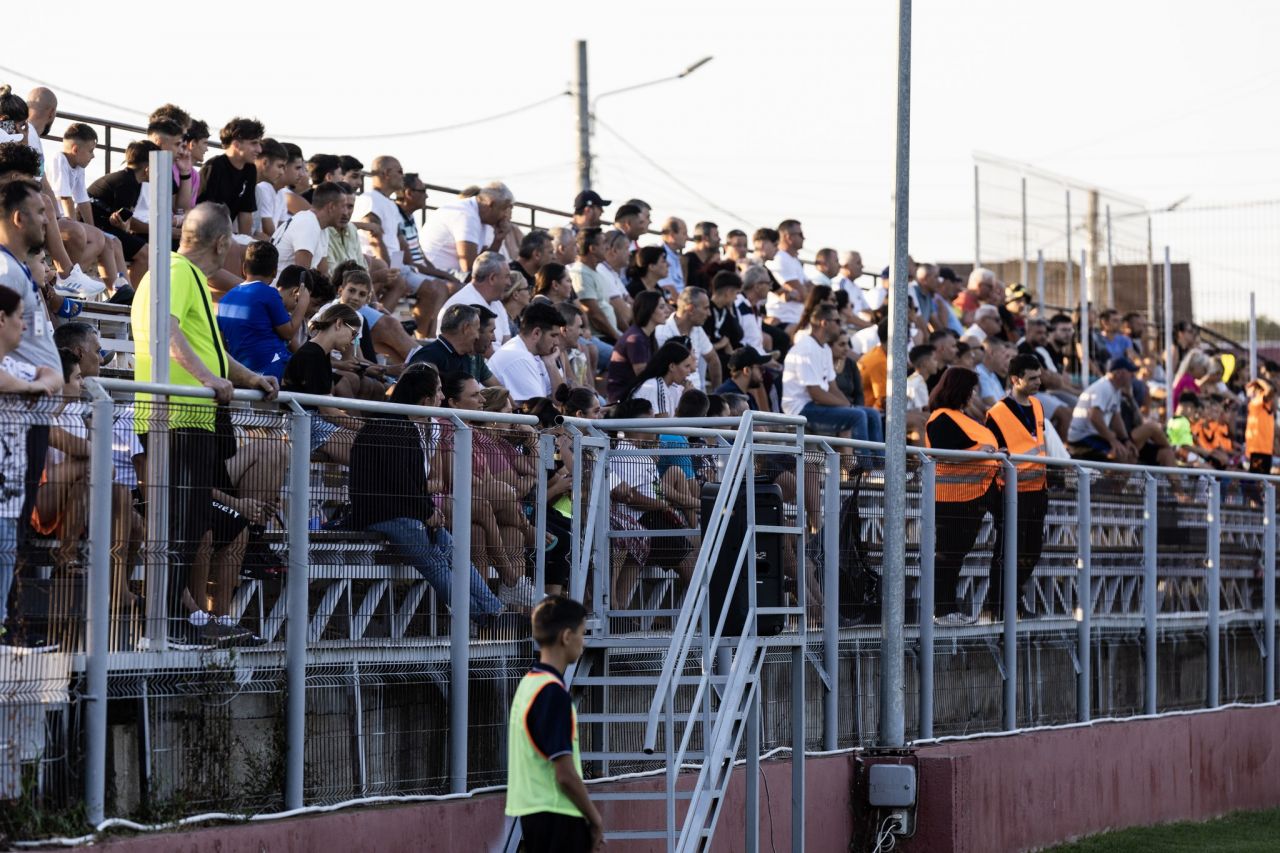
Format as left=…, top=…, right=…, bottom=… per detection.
left=1246, top=397, right=1275, bottom=456
left=859, top=346, right=888, bottom=410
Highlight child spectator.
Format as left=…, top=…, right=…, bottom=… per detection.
left=1246, top=378, right=1277, bottom=477
left=252, top=138, right=288, bottom=238
left=217, top=246, right=311, bottom=379
left=623, top=340, right=694, bottom=417
left=197, top=117, right=264, bottom=239
left=281, top=302, right=362, bottom=465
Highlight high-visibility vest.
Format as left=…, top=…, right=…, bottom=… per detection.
left=1246, top=397, right=1275, bottom=457
left=505, top=668, right=584, bottom=818
left=986, top=396, right=1048, bottom=492
left=926, top=408, right=1000, bottom=502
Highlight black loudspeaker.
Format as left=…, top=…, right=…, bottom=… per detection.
left=701, top=480, right=785, bottom=637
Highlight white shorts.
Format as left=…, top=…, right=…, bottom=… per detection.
left=231, top=233, right=254, bottom=246
left=393, top=265, right=430, bottom=296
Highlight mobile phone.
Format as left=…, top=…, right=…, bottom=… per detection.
left=116, top=208, right=133, bottom=222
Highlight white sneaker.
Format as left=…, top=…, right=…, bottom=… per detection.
left=934, top=612, right=977, bottom=627
left=497, top=576, right=541, bottom=609
left=54, top=264, right=106, bottom=299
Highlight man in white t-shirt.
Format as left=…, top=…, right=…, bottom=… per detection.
left=272, top=181, right=344, bottom=274
left=655, top=286, right=720, bottom=391
left=435, top=251, right=512, bottom=347
left=782, top=303, right=882, bottom=444
left=47, top=123, right=131, bottom=292
left=831, top=250, right=872, bottom=327
left=420, top=182, right=513, bottom=275
left=251, top=138, right=288, bottom=239
left=962, top=304, right=1003, bottom=345
left=765, top=219, right=808, bottom=328
left=487, top=302, right=565, bottom=403
left=1068, top=357, right=1136, bottom=460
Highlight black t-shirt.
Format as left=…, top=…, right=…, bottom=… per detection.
left=281, top=341, right=334, bottom=397
left=705, top=303, right=743, bottom=350
left=197, top=155, right=257, bottom=218
left=87, top=169, right=142, bottom=215
left=926, top=410, right=978, bottom=450
left=509, top=259, right=535, bottom=289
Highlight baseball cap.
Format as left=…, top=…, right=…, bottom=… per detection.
left=1107, top=356, right=1139, bottom=374
left=1006, top=283, right=1030, bottom=303
left=729, top=348, right=772, bottom=371
left=938, top=266, right=961, bottom=284
left=573, top=190, right=611, bottom=212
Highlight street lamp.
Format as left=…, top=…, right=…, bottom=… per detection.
left=573, top=40, right=713, bottom=192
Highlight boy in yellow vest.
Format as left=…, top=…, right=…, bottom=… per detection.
left=506, top=595, right=604, bottom=852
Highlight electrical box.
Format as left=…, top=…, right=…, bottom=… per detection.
left=867, top=764, right=916, bottom=808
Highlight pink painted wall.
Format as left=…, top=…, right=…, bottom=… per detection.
left=81, top=706, right=1280, bottom=853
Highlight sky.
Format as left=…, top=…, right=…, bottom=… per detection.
left=4, top=0, right=1277, bottom=319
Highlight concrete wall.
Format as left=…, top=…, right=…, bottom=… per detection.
left=81, top=704, right=1280, bottom=853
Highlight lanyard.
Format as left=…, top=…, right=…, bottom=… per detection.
left=0, top=244, right=37, bottom=295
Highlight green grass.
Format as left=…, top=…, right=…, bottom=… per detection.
left=1043, top=809, right=1280, bottom=852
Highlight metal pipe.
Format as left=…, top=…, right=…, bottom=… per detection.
left=1020, top=176, right=1028, bottom=290
left=1105, top=204, right=1114, bottom=309
left=1080, top=249, right=1090, bottom=386
left=575, top=40, right=591, bottom=192
left=1265, top=482, right=1276, bottom=703
left=791, top=646, right=806, bottom=853
left=918, top=459, right=936, bottom=740
left=1066, top=190, right=1073, bottom=311
left=1036, top=250, right=1045, bottom=318
left=1143, top=473, right=1159, bottom=715
left=534, top=433, right=551, bottom=592
left=1002, top=461, right=1018, bottom=731
left=973, top=163, right=980, bottom=269
left=1076, top=466, right=1092, bottom=722
left=143, top=150, right=173, bottom=651
left=285, top=405, right=310, bottom=809
left=745, top=690, right=760, bottom=853
left=877, top=0, right=912, bottom=751
left=1146, top=216, right=1156, bottom=356
left=449, top=420, right=473, bottom=792
left=1163, top=247, right=1175, bottom=427
left=1207, top=479, right=1221, bottom=708
left=83, top=393, right=115, bottom=824
left=822, top=448, right=840, bottom=751
left=1250, top=292, right=1258, bottom=381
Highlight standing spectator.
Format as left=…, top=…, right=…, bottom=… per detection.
left=217, top=247, right=312, bottom=380
left=1245, top=378, right=1277, bottom=480
left=569, top=189, right=609, bottom=235
left=656, top=286, right=720, bottom=390
left=197, top=118, right=264, bottom=238
left=925, top=366, right=1000, bottom=624
left=420, top=181, right=513, bottom=275
left=984, top=354, right=1050, bottom=619
left=571, top=227, right=623, bottom=344
left=624, top=340, right=695, bottom=417
left=436, top=251, right=512, bottom=347
left=272, top=181, right=344, bottom=274
left=782, top=304, right=883, bottom=446
left=131, top=203, right=279, bottom=646
left=607, top=290, right=668, bottom=403
left=251, top=138, right=288, bottom=239
left=488, top=302, right=566, bottom=404
left=657, top=217, right=688, bottom=294
left=765, top=219, right=808, bottom=330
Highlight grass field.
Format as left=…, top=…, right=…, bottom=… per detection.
left=1043, top=809, right=1280, bottom=852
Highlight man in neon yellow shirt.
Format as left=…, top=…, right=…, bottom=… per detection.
left=505, top=596, right=604, bottom=852
left=131, top=201, right=278, bottom=646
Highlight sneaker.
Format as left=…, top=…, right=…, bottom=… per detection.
left=934, top=612, right=977, bottom=627
left=497, top=576, right=541, bottom=609
left=202, top=618, right=266, bottom=648
left=167, top=621, right=214, bottom=650
left=54, top=264, right=106, bottom=299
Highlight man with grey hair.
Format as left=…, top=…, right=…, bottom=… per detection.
left=737, top=265, right=773, bottom=356
left=420, top=181, right=514, bottom=275
left=547, top=226, right=576, bottom=266
left=131, top=201, right=279, bottom=647
left=956, top=266, right=998, bottom=325
left=409, top=303, right=499, bottom=386
left=832, top=251, right=872, bottom=326
left=656, top=285, right=720, bottom=390
left=963, top=303, right=1004, bottom=346
left=434, top=250, right=512, bottom=346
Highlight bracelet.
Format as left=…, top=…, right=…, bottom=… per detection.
left=178, top=172, right=192, bottom=181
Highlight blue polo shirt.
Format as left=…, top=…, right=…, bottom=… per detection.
left=216, top=280, right=292, bottom=378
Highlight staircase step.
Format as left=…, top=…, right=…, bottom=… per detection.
left=604, top=830, right=675, bottom=841
left=578, top=712, right=700, bottom=724
left=583, top=751, right=704, bottom=762
left=592, top=790, right=695, bottom=801
left=572, top=674, right=728, bottom=687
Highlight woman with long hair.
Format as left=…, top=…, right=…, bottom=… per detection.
left=925, top=366, right=1001, bottom=625
left=624, top=340, right=695, bottom=417
left=533, top=262, right=573, bottom=304
left=792, top=284, right=836, bottom=342
left=625, top=245, right=670, bottom=298
left=607, top=290, right=671, bottom=403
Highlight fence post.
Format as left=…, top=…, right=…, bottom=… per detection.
left=1079, top=249, right=1090, bottom=386
left=822, top=447, right=840, bottom=751
left=1105, top=204, right=1114, bottom=309
left=1163, top=247, right=1174, bottom=427
left=1265, top=481, right=1276, bottom=703
left=1002, top=460, right=1018, bottom=732
left=1076, top=466, right=1092, bottom=722
left=973, top=163, right=980, bottom=269
left=143, top=150, right=173, bottom=651
left=1020, top=176, right=1028, bottom=290
left=285, top=403, right=311, bottom=810
left=534, top=433, right=552, bottom=592
left=84, top=391, right=115, bottom=825
left=1249, top=292, right=1258, bottom=382
left=450, top=419, right=474, bottom=792
left=1065, top=189, right=1073, bottom=311
left=1035, top=250, right=1045, bottom=318
left=918, top=458, right=936, bottom=740
left=1143, top=473, right=1159, bottom=715
left=1207, top=478, right=1221, bottom=708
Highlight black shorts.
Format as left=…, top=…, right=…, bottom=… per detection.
left=1138, top=440, right=1162, bottom=467
left=519, top=812, right=592, bottom=853
left=90, top=206, right=147, bottom=260
left=210, top=499, right=249, bottom=549
left=1250, top=453, right=1272, bottom=476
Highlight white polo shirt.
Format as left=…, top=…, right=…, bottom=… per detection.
left=353, top=188, right=405, bottom=267
left=421, top=196, right=483, bottom=273
left=655, top=317, right=713, bottom=390
left=487, top=334, right=550, bottom=403
left=436, top=282, right=509, bottom=347
left=781, top=333, right=836, bottom=416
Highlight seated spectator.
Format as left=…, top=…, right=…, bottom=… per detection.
left=658, top=217, right=688, bottom=294
left=906, top=344, right=936, bottom=412
left=832, top=251, right=872, bottom=326
left=607, top=290, right=669, bottom=403
left=808, top=247, right=839, bottom=287
left=705, top=271, right=744, bottom=371
left=548, top=226, right=576, bottom=265
left=683, top=222, right=724, bottom=292
left=623, top=340, right=695, bottom=417
left=832, top=331, right=866, bottom=408
left=1166, top=393, right=1211, bottom=466
left=499, top=270, right=532, bottom=339
left=975, top=338, right=1014, bottom=412
left=217, top=246, right=312, bottom=379
left=421, top=181, right=514, bottom=275
left=87, top=140, right=156, bottom=283
left=436, top=251, right=512, bottom=347
left=178, top=118, right=211, bottom=206
left=410, top=303, right=499, bottom=386
left=625, top=245, right=672, bottom=299
left=272, top=180, right=344, bottom=274
left=656, top=286, right=719, bottom=390
left=723, top=228, right=750, bottom=266
left=783, top=304, right=884, bottom=456
left=511, top=230, right=551, bottom=288
left=858, top=318, right=890, bottom=411
left=303, top=153, right=342, bottom=204
left=963, top=303, right=1003, bottom=345
left=337, top=155, right=364, bottom=192
left=793, top=284, right=836, bottom=343
left=955, top=267, right=997, bottom=326
left=956, top=341, right=982, bottom=370
left=349, top=365, right=504, bottom=623
left=47, top=123, right=131, bottom=293
left=655, top=389, right=711, bottom=521
left=555, top=384, right=602, bottom=420
left=1191, top=394, right=1237, bottom=469
left=276, top=143, right=308, bottom=226
left=281, top=302, right=363, bottom=464
left=613, top=201, right=650, bottom=250
left=927, top=329, right=958, bottom=390
left=32, top=350, right=91, bottom=570
left=354, top=157, right=423, bottom=319
left=197, top=118, right=263, bottom=239
left=555, top=302, right=594, bottom=391
left=1067, top=357, right=1172, bottom=466
left=488, top=301, right=566, bottom=404
left=714, top=347, right=770, bottom=412
left=251, top=138, right=288, bottom=238
left=330, top=263, right=421, bottom=369
left=532, top=261, right=574, bottom=305
left=737, top=265, right=772, bottom=356
left=572, top=227, right=624, bottom=344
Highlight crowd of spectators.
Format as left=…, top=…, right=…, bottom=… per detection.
left=0, top=86, right=1274, bottom=645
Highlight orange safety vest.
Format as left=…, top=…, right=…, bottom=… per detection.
left=926, top=408, right=1001, bottom=502
left=1246, top=397, right=1275, bottom=456
left=985, top=396, right=1048, bottom=492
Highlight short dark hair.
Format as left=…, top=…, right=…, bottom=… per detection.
left=531, top=594, right=587, bottom=646
left=149, top=104, right=191, bottom=129
left=282, top=142, right=304, bottom=162
left=675, top=388, right=710, bottom=418
left=63, top=123, right=98, bottom=144
left=307, top=153, right=341, bottom=185
left=1, top=179, right=40, bottom=215
left=276, top=264, right=314, bottom=293
left=1049, top=313, right=1073, bottom=327
left=557, top=302, right=584, bottom=327
left=693, top=221, right=718, bottom=239
left=147, top=118, right=183, bottom=140
left=307, top=270, right=335, bottom=304
left=610, top=398, right=653, bottom=420
left=220, top=117, right=265, bottom=146
left=243, top=241, right=279, bottom=280
left=311, top=181, right=345, bottom=209
left=929, top=329, right=957, bottom=345
left=876, top=317, right=890, bottom=345
left=259, top=138, right=288, bottom=163
left=0, top=142, right=41, bottom=177
left=518, top=230, right=552, bottom=260
left=0, top=284, right=19, bottom=316
left=753, top=227, right=779, bottom=244
left=711, top=270, right=742, bottom=293
left=614, top=203, right=641, bottom=220
left=390, top=362, right=441, bottom=406
left=125, top=140, right=159, bottom=170
left=908, top=344, right=935, bottom=366
left=519, top=301, right=565, bottom=336
left=183, top=119, right=209, bottom=142
left=726, top=229, right=747, bottom=240
left=338, top=154, right=363, bottom=172
left=576, top=226, right=603, bottom=257
left=0, top=90, right=29, bottom=123
left=439, top=303, right=480, bottom=334
left=57, top=348, right=80, bottom=382
left=777, top=218, right=801, bottom=233
left=54, top=321, right=97, bottom=352
left=1008, top=354, right=1043, bottom=378
left=1178, top=392, right=1201, bottom=408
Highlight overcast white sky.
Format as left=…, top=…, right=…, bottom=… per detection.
left=4, top=0, right=1278, bottom=317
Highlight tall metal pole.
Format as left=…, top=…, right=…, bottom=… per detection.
left=822, top=449, right=840, bottom=751
left=1249, top=292, right=1258, bottom=381
left=1076, top=467, right=1092, bottom=723
left=84, top=391, right=115, bottom=825
left=1080, top=250, right=1090, bottom=385
left=575, top=40, right=591, bottom=193
left=1105, top=205, right=1114, bottom=309
left=144, top=149, right=173, bottom=651
left=1001, top=462, right=1018, bottom=732
left=918, top=459, right=936, bottom=740
left=1146, top=216, right=1156, bottom=355
left=973, top=163, right=980, bottom=271
left=878, top=0, right=912, bottom=750
left=1163, top=247, right=1175, bottom=426
left=285, top=405, right=311, bottom=810
left=1265, top=482, right=1276, bottom=703
left=1020, top=176, right=1028, bottom=289
left=1142, top=473, right=1158, bottom=715
left=1207, top=480, right=1221, bottom=708
left=1036, top=250, right=1045, bottom=318
left=1065, top=190, right=1073, bottom=311
left=450, top=421, right=474, bottom=792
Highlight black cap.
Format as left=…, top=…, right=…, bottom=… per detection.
left=1107, top=356, right=1139, bottom=374
left=573, top=190, right=611, bottom=213
left=730, top=348, right=772, bottom=371
left=938, top=266, right=961, bottom=283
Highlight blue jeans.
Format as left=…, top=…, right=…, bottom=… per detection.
left=592, top=339, right=615, bottom=374
left=0, top=518, right=14, bottom=625
left=800, top=403, right=884, bottom=444
left=368, top=519, right=502, bottom=620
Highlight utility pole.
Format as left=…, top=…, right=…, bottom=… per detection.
left=575, top=40, right=591, bottom=193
